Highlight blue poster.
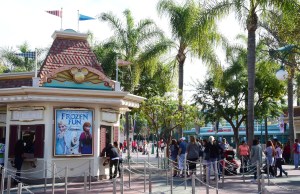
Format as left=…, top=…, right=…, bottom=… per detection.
left=54, top=109, right=93, bottom=156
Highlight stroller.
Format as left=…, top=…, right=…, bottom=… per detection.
left=221, top=150, right=239, bottom=175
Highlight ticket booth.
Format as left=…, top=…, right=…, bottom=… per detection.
left=0, top=29, right=144, bottom=180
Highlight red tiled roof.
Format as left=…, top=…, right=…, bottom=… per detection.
left=39, top=35, right=104, bottom=78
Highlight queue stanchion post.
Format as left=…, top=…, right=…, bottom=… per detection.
left=192, top=174, right=195, bottom=194
left=149, top=170, right=152, bottom=194
left=64, top=166, right=68, bottom=194
left=89, top=160, right=91, bottom=190
left=222, top=159, right=225, bottom=188
left=113, top=177, right=117, bottom=194
left=17, top=183, right=22, bottom=194
left=257, top=162, right=261, bottom=193
left=184, top=155, right=187, bottom=190
left=84, top=172, right=87, bottom=194
left=144, top=161, right=146, bottom=192
left=52, top=162, right=55, bottom=194
left=7, top=175, right=11, bottom=194
left=206, top=162, right=209, bottom=194
left=170, top=164, right=173, bottom=194
left=215, top=160, right=218, bottom=194
left=44, top=160, right=47, bottom=193
left=121, top=164, right=124, bottom=194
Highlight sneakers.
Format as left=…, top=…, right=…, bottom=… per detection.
left=250, top=179, right=257, bottom=183
left=284, top=172, right=288, bottom=177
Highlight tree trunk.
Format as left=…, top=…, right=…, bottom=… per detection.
left=246, top=13, right=257, bottom=147
left=233, top=127, right=240, bottom=151
left=177, top=52, right=186, bottom=137
left=288, top=66, right=295, bottom=159
left=264, top=117, right=268, bottom=144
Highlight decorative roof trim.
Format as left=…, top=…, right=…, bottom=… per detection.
left=40, top=65, right=114, bottom=87
left=51, top=30, right=88, bottom=40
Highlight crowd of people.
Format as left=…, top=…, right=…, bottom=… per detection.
left=104, top=136, right=299, bottom=182
left=169, top=136, right=296, bottom=183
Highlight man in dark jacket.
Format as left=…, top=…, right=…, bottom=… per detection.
left=106, top=143, right=120, bottom=179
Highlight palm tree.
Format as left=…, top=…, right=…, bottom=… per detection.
left=206, top=0, right=297, bottom=146
left=260, top=5, right=300, bottom=156
left=98, top=9, right=170, bottom=92
left=157, top=0, right=220, bottom=137
left=98, top=9, right=172, bottom=161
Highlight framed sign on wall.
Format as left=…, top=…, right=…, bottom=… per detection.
left=54, top=109, right=93, bottom=157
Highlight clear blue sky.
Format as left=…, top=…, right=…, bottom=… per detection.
left=0, top=0, right=243, bottom=102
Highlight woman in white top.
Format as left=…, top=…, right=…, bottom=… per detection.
left=275, top=141, right=288, bottom=177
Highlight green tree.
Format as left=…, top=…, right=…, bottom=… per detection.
left=0, top=43, right=47, bottom=73
left=0, top=42, right=34, bottom=72
left=194, top=41, right=285, bottom=148
left=157, top=0, right=221, bottom=137
left=207, top=0, right=297, bottom=145
left=97, top=9, right=171, bottom=93
left=259, top=4, right=300, bottom=148
left=140, top=96, right=198, bottom=157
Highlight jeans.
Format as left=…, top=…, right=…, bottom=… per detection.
left=294, top=153, right=299, bottom=168
left=109, top=159, right=119, bottom=179
left=14, top=156, right=23, bottom=182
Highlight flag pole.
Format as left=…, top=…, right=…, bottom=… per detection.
left=77, top=10, right=79, bottom=32
left=35, top=48, right=38, bottom=78
left=60, top=7, right=63, bottom=30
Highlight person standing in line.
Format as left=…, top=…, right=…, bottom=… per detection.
left=178, top=137, right=187, bottom=177
left=123, top=140, right=127, bottom=153
left=202, top=139, right=209, bottom=182
left=107, top=143, right=120, bottom=179
left=238, top=141, right=250, bottom=173
left=275, top=141, right=288, bottom=177
left=113, top=141, right=122, bottom=178
left=186, top=136, right=200, bottom=176
left=206, top=136, right=222, bottom=180
left=293, top=139, right=300, bottom=169
left=169, top=139, right=179, bottom=177
left=282, top=141, right=290, bottom=164
left=14, top=139, right=25, bottom=184
left=250, top=139, right=262, bottom=183
left=264, top=140, right=276, bottom=177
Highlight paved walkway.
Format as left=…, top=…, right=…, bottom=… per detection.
left=6, top=152, right=300, bottom=194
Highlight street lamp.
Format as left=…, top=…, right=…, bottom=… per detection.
left=275, top=66, right=288, bottom=81
left=116, top=59, right=132, bottom=82
left=269, top=44, right=299, bottom=157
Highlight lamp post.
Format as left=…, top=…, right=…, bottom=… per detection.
left=269, top=44, right=299, bottom=156
left=116, top=58, right=132, bottom=161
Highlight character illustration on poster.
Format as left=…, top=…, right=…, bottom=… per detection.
left=79, top=122, right=92, bottom=154
left=56, top=121, right=68, bottom=155
left=55, top=109, right=93, bottom=156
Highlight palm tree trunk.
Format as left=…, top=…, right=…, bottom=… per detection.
left=177, top=53, right=186, bottom=137
left=246, top=13, right=257, bottom=147
left=288, top=66, right=295, bottom=159
left=247, top=32, right=256, bottom=146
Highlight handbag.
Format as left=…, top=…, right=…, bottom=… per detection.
left=276, top=158, right=285, bottom=166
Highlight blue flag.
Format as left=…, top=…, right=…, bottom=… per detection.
left=79, top=14, right=95, bottom=21
left=15, top=51, right=36, bottom=59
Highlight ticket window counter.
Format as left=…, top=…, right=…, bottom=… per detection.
left=9, top=125, right=45, bottom=167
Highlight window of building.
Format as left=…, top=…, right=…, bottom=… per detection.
left=9, top=125, right=44, bottom=158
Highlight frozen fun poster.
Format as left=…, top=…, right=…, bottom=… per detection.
left=54, top=109, right=93, bottom=156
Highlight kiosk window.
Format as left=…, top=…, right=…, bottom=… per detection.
left=9, top=125, right=44, bottom=158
